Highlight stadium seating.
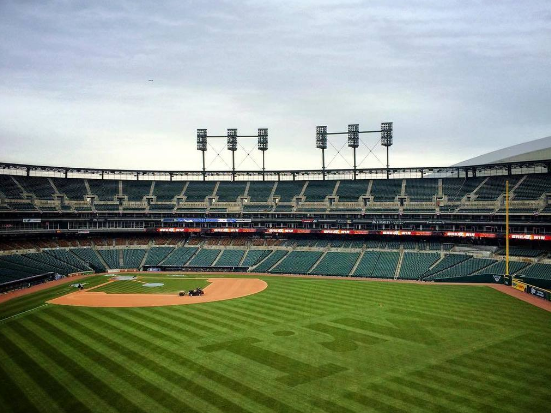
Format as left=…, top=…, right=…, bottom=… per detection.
left=475, top=176, right=522, bottom=201
left=405, top=179, right=438, bottom=202
left=270, top=250, right=323, bottom=274
left=273, top=181, right=305, bottom=202
left=442, top=177, right=483, bottom=202
left=248, top=182, right=275, bottom=202
left=310, top=251, right=360, bottom=276
left=144, top=247, right=174, bottom=266
left=17, top=177, right=56, bottom=199
left=213, top=249, right=245, bottom=266
left=153, top=181, right=185, bottom=202
left=216, top=182, right=247, bottom=202
left=188, top=248, right=221, bottom=266
left=254, top=250, right=289, bottom=272
left=71, top=248, right=107, bottom=272
left=303, top=181, right=335, bottom=202
left=241, top=249, right=271, bottom=267
left=160, top=247, right=198, bottom=266
left=121, top=249, right=147, bottom=268
left=88, top=179, right=119, bottom=201
left=398, top=252, right=440, bottom=280
left=427, top=258, right=495, bottom=281
left=97, top=249, right=120, bottom=269
left=336, top=180, right=369, bottom=202
left=422, top=254, right=470, bottom=278
left=184, top=182, right=216, bottom=202
left=513, top=174, right=551, bottom=200
left=0, top=175, right=24, bottom=198
left=517, top=263, right=551, bottom=280
left=370, top=179, right=402, bottom=202
left=45, top=249, right=91, bottom=272
left=122, top=181, right=153, bottom=201
left=52, top=178, right=88, bottom=200
left=479, top=260, right=529, bottom=276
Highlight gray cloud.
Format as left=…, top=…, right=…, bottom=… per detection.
left=0, top=0, right=550, bottom=171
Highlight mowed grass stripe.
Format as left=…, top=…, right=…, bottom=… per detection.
left=76, top=309, right=306, bottom=413
left=26, top=312, right=203, bottom=413
left=1, top=325, right=94, bottom=413
left=118, top=307, right=226, bottom=337
left=39, top=310, right=254, bottom=413
left=152, top=306, right=246, bottom=332
left=388, top=375, right=512, bottom=413
left=432, top=360, right=551, bottom=406
left=0, top=347, right=44, bottom=413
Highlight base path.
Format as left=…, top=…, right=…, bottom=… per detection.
left=48, top=278, right=267, bottom=308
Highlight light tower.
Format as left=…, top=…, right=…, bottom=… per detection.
left=316, top=126, right=328, bottom=180
left=348, top=124, right=359, bottom=179
left=197, top=129, right=208, bottom=181
left=258, top=128, right=269, bottom=180
left=227, top=128, right=238, bottom=180
left=381, top=122, right=393, bottom=178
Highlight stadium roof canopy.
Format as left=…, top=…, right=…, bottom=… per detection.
left=454, top=136, right=551, bottom=167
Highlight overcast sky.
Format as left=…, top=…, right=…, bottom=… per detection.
left=1, top=0, right=550, bottom=172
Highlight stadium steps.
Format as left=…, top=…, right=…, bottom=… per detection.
left=348, top=251, right=364, bottom=276
left=308, top=251, right=328, bottom=274
left=438, top=179, right=443, bottom=197
left=93, top=246, right=111, bottom=270
left=299, top=182, right=308, bottom=198
left=332, top=181, right=340, bottom=196
left=83, top=179, right=92, bottom=195
left=11, top=176, right=27, bottom=196
left=421, top=254, right=472, bottom=280
left=243, top=182, right=250, bottom=198
left=44, top=249, right=92, bottom=272
left=49, top=178, right=60, bottom=195
left=139, top=249, right=149, bottom=269
left=509, top=175, right=527, bottom=200
left=401, top=179, right=406, bottom=196
left=212, top=182, right=220, bottom=198
left=394, top=250, right=405, bottom=279
left=269, top=182, right=278, bottom=201
left=470, top=177, right=490, bottom=199
left=253, top=250, right=289, bottom=272
left=118, top=249, right=124, bottom=268
left=118, top=180, right=123, bottom=197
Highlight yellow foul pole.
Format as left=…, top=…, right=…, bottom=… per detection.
left=505, top=180, right=509, bottom=276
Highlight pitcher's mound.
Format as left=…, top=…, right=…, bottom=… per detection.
left=48, top=278, right=267, bottom=308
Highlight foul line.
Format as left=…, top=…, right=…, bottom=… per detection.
left=0, top=303, right=49, bottom=323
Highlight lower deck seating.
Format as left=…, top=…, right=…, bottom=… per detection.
left=352, top=251, right=400, bottom=278
left=214, top=249, right=245, bottom=266
left=398, top=252, right=440, bottom=280
left=121, top=249, right=147, bottom=269
left=188, top=249, right=221, bottom=267
left=144, top=247, right=174, bottom=266
left=310, top=251, right=360, bottom=276
left=160, top=247, right=198, bottom=266
left=270, top=251, right=323, bottom=274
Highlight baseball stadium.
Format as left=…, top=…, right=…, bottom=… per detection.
left=1, top=130, right=551, bottom=412
left=2, top=2, right=551, bottom=412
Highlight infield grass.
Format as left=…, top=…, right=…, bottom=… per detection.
left=89, top=277, right=210, bottom=294
left=1, top=274, right=550, bottom=413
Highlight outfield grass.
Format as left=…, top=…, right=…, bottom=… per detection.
left=1, top=274, right=550, bottom=413
left=89, top=277, right=210, bottom=294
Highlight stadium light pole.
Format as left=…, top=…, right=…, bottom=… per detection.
left=381, top=122, right=393, bottom=179
left=316, top=126, right=328, bottom=180
left=258, top=128, right=269, bottom=181
left=348, top=124, right=359, bottom=180
left=197, top=129, right=208, bottom=181
left=227, top=128, right=238, bottom=181
left=505, top=180, right=510, bottom=277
